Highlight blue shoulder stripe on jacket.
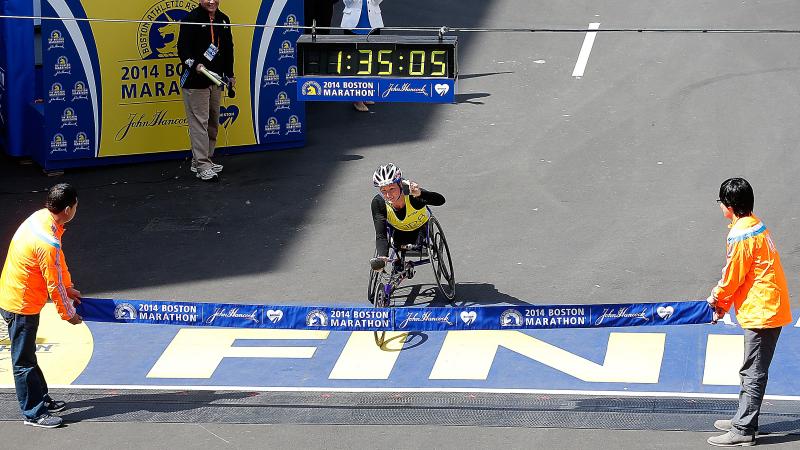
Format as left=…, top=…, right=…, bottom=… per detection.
left=727, top=223, right=766, bottom=244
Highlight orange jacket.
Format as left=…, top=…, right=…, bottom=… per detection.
left=712, top=215, right=792, bottom=329
left=0, top=209, right=76, bottom=320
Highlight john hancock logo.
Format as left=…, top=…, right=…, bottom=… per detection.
left=398, top=311, right=454, bottom=329
left=594, top=307, right=649, bottom=326
left=72, top=81, right=89, bottom=100
left=285, top=115, right=302, bottom=134
left=50, top=134, right=67, bottom=153
left=73, top=132, right=90, bottom=152
left=285, top=66, right=298, bottom=84
left=54, top=56, right=71, bottom=76
left=263, top=67, right=280, bottom=86
left=47, top=30, right=65, bottom=50
left=274, top=91, right=291, bottom=111
left=264, top=117, right=280, bottom=136
left=301, top=80, right=321, bottom=96
left=306, top=310, right=329, bottom=327
left=61, top=108, right=78, bottom=128
left=205, top=307, right=260, bottom=325
left=283, top=14, right=300, bottom=34
left=137, top=1, right=196, bottom=59
left=48, top=83, right=66, bottom=103
left=279, top=40, right=295, bottom=60
left=382, top=83, right=429, bottom=99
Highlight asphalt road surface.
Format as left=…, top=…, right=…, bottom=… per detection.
left=1, top=0, right=799, bottom=448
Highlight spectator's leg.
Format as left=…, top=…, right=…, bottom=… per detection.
left=2, top=310, right=48, bottom=420
left=208, top=86, right=222, bottom=159
left=182, top=88, right=213, bottom=172
left=731, top=327, right=781, bottom=436
left=36, top=364, right=48, bottom=400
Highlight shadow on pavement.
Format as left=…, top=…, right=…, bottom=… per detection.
left=58, top=391, right=253, bottom=422
left=387, top=281, right=529, bottom=307
left=0, top=0, right=502, bottom=297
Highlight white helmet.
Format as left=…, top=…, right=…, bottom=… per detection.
left=372, top=163, right=402, bottom=187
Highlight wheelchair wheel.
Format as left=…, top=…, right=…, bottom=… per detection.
left=427, top=216, right=455, bottom=300
left=373, top=282, right=391, bottom=308
left=368, top=268, right=380, bottom=304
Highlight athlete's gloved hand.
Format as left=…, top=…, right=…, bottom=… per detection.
left=370, top=257, right=388, bottom=271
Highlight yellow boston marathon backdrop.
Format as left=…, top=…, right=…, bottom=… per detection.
left=83, top=0, right=259, bottom=157
left=0, top=304, right=94, bottom=386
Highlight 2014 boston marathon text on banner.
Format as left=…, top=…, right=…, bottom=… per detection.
left=77, top=298, right=712, bottom=331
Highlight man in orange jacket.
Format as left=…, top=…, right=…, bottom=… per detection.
left=706, top=178, right=792, bottom=447
left=0, top=183, right=83, bottom=429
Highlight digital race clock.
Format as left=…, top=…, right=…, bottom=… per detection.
left=296, top=35, right=458, bottom=103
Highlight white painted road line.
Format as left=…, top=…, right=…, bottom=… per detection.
left=572, top=22, right=601, bottom=77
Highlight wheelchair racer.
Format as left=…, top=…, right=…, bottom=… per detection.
left=371, top=163, right=445, bottom=271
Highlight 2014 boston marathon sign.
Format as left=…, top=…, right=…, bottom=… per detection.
left=77, top=298, right=713, bottom=331
left=297, top=35, right=458, bottom=103
left=40, top=0, right=303, bottom=162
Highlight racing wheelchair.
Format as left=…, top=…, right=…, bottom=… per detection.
left=368, top=208, right=455, bottom=307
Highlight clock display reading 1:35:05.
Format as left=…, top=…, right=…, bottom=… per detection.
left=302, top=46, right=455, bottom=78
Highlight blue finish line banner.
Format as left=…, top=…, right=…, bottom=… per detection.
left=297, top=77, right=455, bottom=103
left=76, top=298, right=713, bottom=331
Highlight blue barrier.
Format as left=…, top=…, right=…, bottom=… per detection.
left=76, top=298, right=713, bottom=331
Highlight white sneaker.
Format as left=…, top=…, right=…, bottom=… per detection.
left=191, top=163, right=223, bottom=174
left=196, top=168, right=219, bottom=181
left=24, top=414, right=63, bottom=428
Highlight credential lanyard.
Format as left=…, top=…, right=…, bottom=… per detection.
left=209, top=16, right=218, bottom=46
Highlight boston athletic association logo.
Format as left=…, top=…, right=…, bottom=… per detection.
left=278, top=40, right=295, bottom=60
left=54, top=56, right=72, bottom=76
left=300, top=80, right=321, bottom=97
left=274, top=91, right=291, bottom=111
left=61, top=108, right=78, bottom=128
left=285, top=66, right=298, bottom=84
left=283, top=14, right=300, bottom=34
left=263, top=67, right=280, bottom=86
left=49, top=83, right=66, bottom=103
left=306, top=310, right=329, bottom=327
left=137, top=1, right=196, bottom=59
left=500, top=309, right=522, bottom=327
left=72, top=81, right=89, bottom=101
left=114, top=303, right=138, bottom=320
left=50, top=134, right=67, bottom=153
left=264, top=117, right=280, bottom=136
left=285, top=115, right=302, bottom=134
left=73, top=132, right=91, bottom=152
left=47, top=30, right=65, bottom=50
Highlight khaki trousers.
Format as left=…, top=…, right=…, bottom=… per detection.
left=182, top=86, right=221, bottom=171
